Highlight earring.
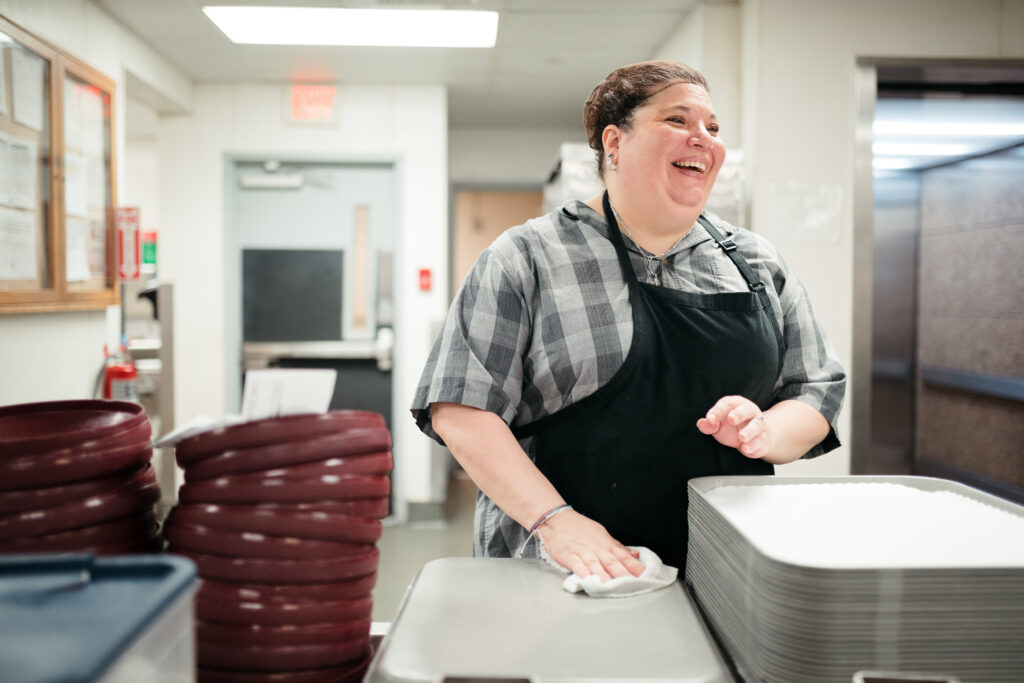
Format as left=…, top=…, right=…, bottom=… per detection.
left=607, top=153, right=618, bottom=171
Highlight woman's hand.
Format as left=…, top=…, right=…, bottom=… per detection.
left=697, top=396, right=831, bottom=464
left=696, top=395, right=773, bottom=459
left=535, top=509, right=645, bottom=582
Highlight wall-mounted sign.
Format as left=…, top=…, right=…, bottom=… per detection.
left=290, top=84, right=336, bottom=123
left=116, top=206, right=140, bottom=282
left=141, top=230, right=157, bottom=267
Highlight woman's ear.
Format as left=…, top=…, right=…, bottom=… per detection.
left=601, top=125, right=621, bottom=160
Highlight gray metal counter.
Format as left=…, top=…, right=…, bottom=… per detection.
left=366, top=557, right=734, bottom=683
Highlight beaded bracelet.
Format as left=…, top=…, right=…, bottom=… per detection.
left=528, top=503, right=573, bottom=534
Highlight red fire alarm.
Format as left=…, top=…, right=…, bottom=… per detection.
left=418, top=268, right=432, bottom=292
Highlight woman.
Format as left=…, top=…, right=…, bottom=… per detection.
left=412, top=61, right=846, bottom=581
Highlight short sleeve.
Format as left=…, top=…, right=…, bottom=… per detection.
left=410, top=246, right=531, bottom=444
left=770, top=253, right=847, bottom=458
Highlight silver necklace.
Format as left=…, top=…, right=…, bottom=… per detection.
left=609, top=203, right=684, bottom=286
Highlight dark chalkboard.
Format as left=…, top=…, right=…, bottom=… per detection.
left=243, top=249, right=343, bottom=342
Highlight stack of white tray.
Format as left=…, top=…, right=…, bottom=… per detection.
left=685, top=476, right=1024, bottom=683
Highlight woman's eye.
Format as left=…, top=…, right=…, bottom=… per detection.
left=668, top=117, right=685, bottom=125
left=708, top=124, right=720, bottom=135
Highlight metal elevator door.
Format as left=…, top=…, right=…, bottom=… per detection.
left=227, top=160, right=397, bottom=435
left=855, top=61, right=1024, bottom=503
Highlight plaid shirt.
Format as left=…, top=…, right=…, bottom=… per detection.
left=412, top=199, right=846, bottom=557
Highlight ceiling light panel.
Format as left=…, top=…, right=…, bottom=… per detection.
left=872, top=142, right=974, bottom=156
left=874, top=121, right=1024, bottom=137
left=203, top=6, right=499, bottom=48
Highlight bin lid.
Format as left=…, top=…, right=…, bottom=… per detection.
left=0, top=553, right=197, bottom=683
left=366, top=557, right=734, bottom=683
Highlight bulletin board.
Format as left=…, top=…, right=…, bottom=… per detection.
left=0, top=13, right=117, bottom=313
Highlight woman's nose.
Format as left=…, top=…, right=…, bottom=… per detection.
left=689, top=126, right=712, bottom=147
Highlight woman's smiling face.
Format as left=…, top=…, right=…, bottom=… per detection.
left=608, top=82, right=725, bottom=223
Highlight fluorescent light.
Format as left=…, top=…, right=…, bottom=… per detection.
left=872, top=158, right=917, bottom=170
left=203, top=6, right=499, bottom=48
left=874, top=121, right=1024, bottom=137
left=872, top=142, right=974, bottom=156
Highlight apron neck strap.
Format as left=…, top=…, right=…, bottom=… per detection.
left=602, top=192, right=767, bottom=294
left=602, top=191, right=640, bottom=286
left=697, top=216, right=766, bottom=293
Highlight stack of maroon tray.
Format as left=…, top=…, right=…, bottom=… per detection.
left=164, top=411, right=392, bottom=683
left=0, top=400, right=160, bottom=556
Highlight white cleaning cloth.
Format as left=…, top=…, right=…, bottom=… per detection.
left=540, top=545, right=678, bottom=598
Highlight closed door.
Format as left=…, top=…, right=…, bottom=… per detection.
left=452, top=189, right=543, bottom=297
left=227, top=160, right=397, bottom=428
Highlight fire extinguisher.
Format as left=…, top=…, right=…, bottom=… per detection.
left=101, top=338, right=140, bottom=403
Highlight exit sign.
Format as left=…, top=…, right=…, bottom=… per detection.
left=290, top=84, right=336, bottom=123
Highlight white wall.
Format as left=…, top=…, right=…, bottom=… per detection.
left=0, top=0, right=190, bottom=407
left=122, top=98, right=160, bottom=250
left=654, top=2, right=742, bottom=149
left=159, top=83, right=448, bottom=507
left=741, top=0, right=1024, bottom=476
left=449, top=126, right=586, bottom=187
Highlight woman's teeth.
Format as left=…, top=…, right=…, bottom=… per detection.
left=672, top=161, right=706, bottom=173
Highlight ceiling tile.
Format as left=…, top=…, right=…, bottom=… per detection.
left=97, top=0, right=696, bottom=127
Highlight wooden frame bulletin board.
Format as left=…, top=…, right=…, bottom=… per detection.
left=0, top=13, right=118, bottom=314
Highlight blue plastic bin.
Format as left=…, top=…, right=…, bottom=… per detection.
left=0, top=553, right=197, bottom=683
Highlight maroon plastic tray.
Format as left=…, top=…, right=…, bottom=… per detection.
left=80, top=538, right=163, bottom=556
left=0, top=465, right=151, bottom=515
left=184, top=429, right=392, bottom=482
left=0, top=510, right=158, bottom=553
left=2, top=418, right=154, bottom=465
left=0, top=442, right=152, bottom=491
left=196, top=592, right=374, bottom=626
left=177, top=474, right=389, bottom=505
left=198, top=618, right=371, bottom=647
left=34, top=534, right=164, bottom=556
left=188, top=452, right=393, bottom=486
left=166, top=503, right=382, bottom=544
left=197, top=574, right=377, bottom=602
left=176, top=497, right=387, bottom=518
left=196, top=647, right=374, bottom=683
left=163, top=521, right=374, bottom=560
left=173, top=547, right=379, bottom=584
left=198, top=638, right=371, bottom=674
left=0, top=400, right=147, bottom=458
left=0, top=467, right=160, bottom=539
left=176, top=411, right=386, bottom=465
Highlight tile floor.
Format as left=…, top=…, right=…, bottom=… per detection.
left=370, top=470, right=477, bottom=622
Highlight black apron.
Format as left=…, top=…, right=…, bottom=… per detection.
left=512, top=192, right=784, bottom=570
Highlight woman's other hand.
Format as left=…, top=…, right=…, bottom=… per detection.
left=696, top=395, right=772, bottom=459
left=697, top=396, right=831, bottom=465
left=536, top=509, right=645, bottom=582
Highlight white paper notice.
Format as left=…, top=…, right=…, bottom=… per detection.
left=65, top=216, right=91, bottom=282
left=11, top=47, right=45, bottom=132
left=64, top=79, right=83, bottom=152
left=87, top=215, right=107, bottom=278
left=766, top=180, right=843, bottom=245
left=86, top=157, right=107, bottom=212
left=0, top=206, right=37, bottom=281
left=240, top=368, right=338, bottom=422
left=64, top=152, right=87, bottom=217
left=81, top=86, right=105, bottom=158
left=0, top=135, right=38, bottom=209
left=0, top=48, right=9, bottom=116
